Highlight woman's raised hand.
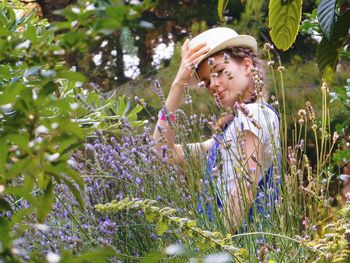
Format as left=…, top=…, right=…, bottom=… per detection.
left=173, top=39, right=210, bottom=87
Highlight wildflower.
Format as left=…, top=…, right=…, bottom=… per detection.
left=46, top=252, right=60, bottom=263
left=135, top=96, right=147, bottom=107
left=165, top=243, right=185, bottom=256
left=277, top=66, right=285, bottom=72
left=187, top=61, right=197, bottom=70
left=306, top=102, right=315, bottom=121
left=211, top=72, right=218, bottom=79
left=321, top=81, right=329, bottom=92
left=298, top=109, right=306, bottom=117
left=267, top=60, right=274, bottom=66
left=154, top=80, right=165, bottom=102
left=270, top=95, right=278, bottom=106
left=240, top=103, right=252, bottom=117
left=208, top=57, right=215, bottom=66
left=224, top=70, right=233, bottom=80
left=214, top=92, right=222, bottom=108
left=223, top=52, right=230, bottom=64
left=184, top=83, right=192, bottom=104
left=263, top=43, right=274, bottom=50
left=251, top=67, right=264, bottom=92
left=198, top=80, right=206, bottom=89
left=332, top=131, right=339, bottom=142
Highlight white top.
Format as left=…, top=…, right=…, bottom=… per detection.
left=216, top=103, right=281, bottom=194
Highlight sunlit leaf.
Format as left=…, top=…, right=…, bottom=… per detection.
left=268, top=0, right=302, bottom=51
left=0, top=139, right=8, bottom=174
left=6, top=133, right=30, bottom=152
left=37, top=179, right=54, bottom=223
left=217, top=0, right=229, bottom=22
left=317, top=0, right=336, bottom=40
left=60, top=246, right=116, bottom=263
left=0, top=83, right=25, bottom=105
left=39, top=81, right=56, bottom=98
left=156, top=219, right=168, bottom=236
left=142, top=252, right=163, bottom=263
left=57, top=70, right=86, bottom=82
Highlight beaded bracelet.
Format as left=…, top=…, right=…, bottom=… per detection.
left=158, top=111, right=176, bottom=121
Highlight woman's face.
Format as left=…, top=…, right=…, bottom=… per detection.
left=197, top=53, right=257, bottom=108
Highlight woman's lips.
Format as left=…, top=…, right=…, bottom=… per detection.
left=218, top=90, right=225, bottom=98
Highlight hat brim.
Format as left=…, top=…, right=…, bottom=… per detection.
left=189, top=35, right=257, bottom=89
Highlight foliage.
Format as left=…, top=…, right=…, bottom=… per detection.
left=317, top=8, right=350, bottom=84
left=0, top=0, right=349, bottom=262
left=218, top=0, right=350, bottom=84
left=96, top=198, right=245, bottom=261
left=0, top=1, right=146, bottom=261
left=268, top=0, right=303, bottom=51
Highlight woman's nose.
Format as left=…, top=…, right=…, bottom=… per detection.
left=209, top=73, right=220, bottom=92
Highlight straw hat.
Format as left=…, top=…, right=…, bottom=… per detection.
left=188, top=27, right=257, bottom=88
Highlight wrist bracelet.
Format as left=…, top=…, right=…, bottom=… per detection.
left=158, top=111, right=176, bottom=122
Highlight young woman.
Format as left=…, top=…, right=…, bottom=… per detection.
left=153, top=27, right=281, bottom=230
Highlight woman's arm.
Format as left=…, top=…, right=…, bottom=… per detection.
left=152, top=39, right=210, bottom=165
left=225, top=130, right=263, bottom=230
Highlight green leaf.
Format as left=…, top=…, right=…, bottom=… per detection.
left=23, top=66, right=40, bottom=78
left=9, top=207, right=35, bottom=229
left=57, top=70, right=86, bottom=82
left=37, top=178, right=54, bottom=223
left=156, top=219, right=168, bottom=236
left=116, top=95, right=127, bottom=116
left=60, top=246, right=116, bottom=263
left=317, top=0, right=336, bottom=40
left=0, top=217, right=11, bottom=246
left=60, top=176, right=85, bottom=210
left=268, top=0, right=302, bottom=51
left=0, top=198, right=11, bottom=211
left=94, top=18, right=121, bottom=31
left=0, top=138, right=8, bottom=174
left=145, top=210, right=157, bottom=222
left=39, top=81, right=57, bottom=98
left=6, top=158, right=36, bottom=180
left=317, top=10, right=350, bottom=84
left=127, top=103, right=143, bottom=118
left=6, top=133, right=30, bottom=152
left=217, top=0, right=229, bottom=22
left=61, top=31, right=86, bottom=47
left=142, top=252, right=163, bottom=263
left=0, top=83, right=25, bottom=105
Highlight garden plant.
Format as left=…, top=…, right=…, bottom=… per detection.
left=0, top=0, right=350, bottom=262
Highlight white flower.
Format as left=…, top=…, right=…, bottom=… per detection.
left=46, top=251, right=60, bottom=263
left=204, top=252, right=232, bottom=263
left=70, top=102, right=79, bottom=110
left=46, top=153, right=60, bottom=162
left=92, top=52, right=102, bottom=66
left=16, top=40, right=30, bottom=49
left=71, top=7, right=81, bottom=14
left=41, top=70, right=56, bottom=78
left=35, top=224, right=49, bottom=231
left=165, top=243, right=185, bottom=256
left=35, top=125, right=49, bottom=134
